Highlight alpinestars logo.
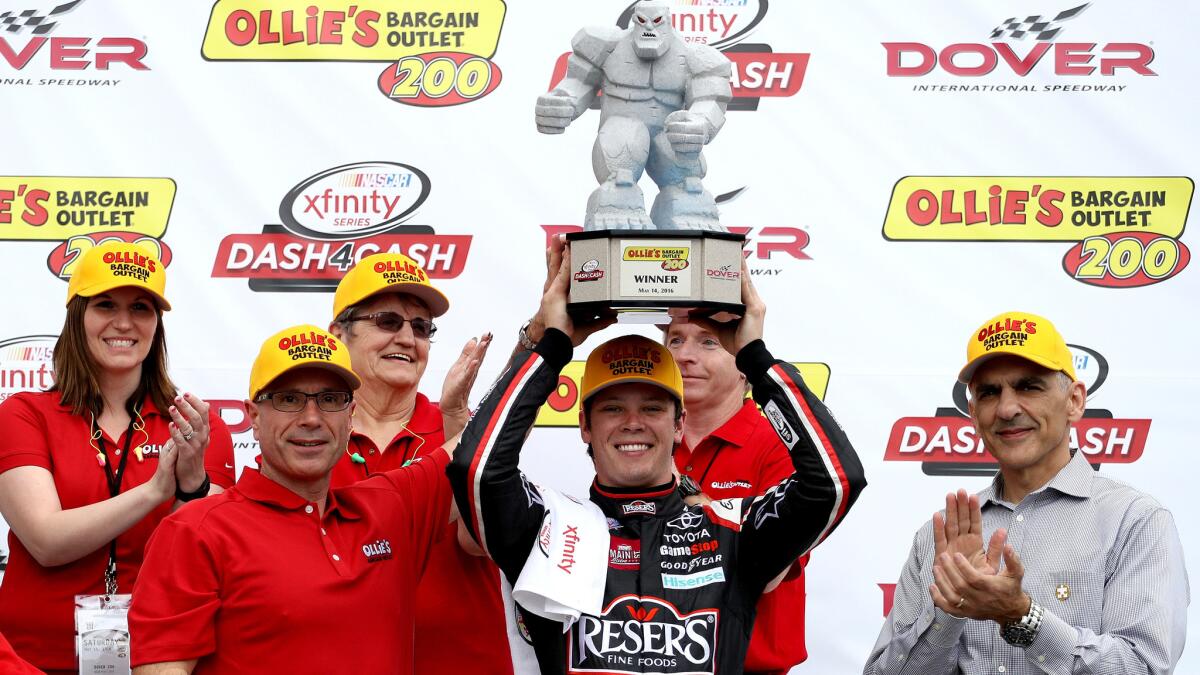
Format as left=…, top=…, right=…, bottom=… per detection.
left=0, top=0, right=149, bottom=82
left=884, top=345, right=1151, bottom=476
left=570, top=595, right=718, bottom=674
left=211, top=162, right=471, bottom=293
left=885, top=2, right=1156, bottom=93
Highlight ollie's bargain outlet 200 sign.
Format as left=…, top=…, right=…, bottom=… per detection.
left=1, top=1, right=1196, bottom=672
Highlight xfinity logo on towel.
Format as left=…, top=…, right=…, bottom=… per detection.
left=621, top=500, right=656, bottom=516
left=558, top=525, right=581, bottom=574
left=884, top=345, right=1152, bottom=477
left=884, top=3, right=1157, bottom=93
left=211, top=162, right=472, bottom=293
left=569, top=595, right=718, bottom=674
left=362, top=538, right=392, bottom=563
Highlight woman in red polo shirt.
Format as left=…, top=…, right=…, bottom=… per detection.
left=0, top=241, right=236, bottom=674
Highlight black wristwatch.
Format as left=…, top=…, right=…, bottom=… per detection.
left=677, top=475, right=702, bottom=498
left=176, top=474, right=211, bottom=502
left=1000, top=599, right=1043, bottom=648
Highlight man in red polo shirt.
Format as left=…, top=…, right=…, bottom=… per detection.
left=129, top=324, right=453, bottom=675
left=666, top=315, right=810, bottom=675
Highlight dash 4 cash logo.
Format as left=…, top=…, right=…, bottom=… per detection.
left=884, top=345, right=1151, bottom=477
left=0, top=176, right=176, bottom=282
left=534, top=360, right=830, bottom=427
left=202, top=0, right=505, bottom=107
left=883, top=177, right=1193, bottom=288
left=0, top=0, right=148, bottom=86
left=548, top=0, right=808, bottom=112
left=211, top=161, right=471, bottom=293
left=884, top=3, right=1156, bottom=94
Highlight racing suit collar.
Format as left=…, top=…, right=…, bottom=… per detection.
left=590, top=478, right=684, bottom=521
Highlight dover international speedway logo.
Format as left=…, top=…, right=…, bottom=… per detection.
left=882, top=177, right=1193, bottom=288
left=0, top=0, right=148, bottom=86
left=201, top=0, right=505, bottom=107
left=884, top=2, right=1156, bottom=93
left=211, top=161, right=471, bottom=293
left=548, top=0, right=808, bottom=112
left=884, top=345, right=1151, bottom=477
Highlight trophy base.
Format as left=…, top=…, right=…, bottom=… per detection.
left=566, top=229, right=746, bottom=322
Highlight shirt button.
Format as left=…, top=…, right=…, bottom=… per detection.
left=1016, top=515, right=1025, bottom=522
left=332, top=554, right=340, bottom=561
left=115, top=449, right=121, bottom=456
left=685, top=465, right=693, bottom=472
left=933, top=623, right=942, bottom=631
left=1038, top=655, right=1046, bottom=663
left=321, top=528, right=327, bottom=536
left=998, top=666, right=1006, bottom=673
left=305, top=505, right=314, bottom=514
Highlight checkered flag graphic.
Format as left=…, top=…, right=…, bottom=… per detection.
left=989, top=3, right=1089, bottom=41
left=0, top=0, right=84, bottom=35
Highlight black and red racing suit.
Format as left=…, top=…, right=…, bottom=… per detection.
left=448, top=329, right=867, bottom=675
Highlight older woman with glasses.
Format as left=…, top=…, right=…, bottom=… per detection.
left=0, top=241, right=235, bottom=674
left=326, top=253, right=521, bottom=675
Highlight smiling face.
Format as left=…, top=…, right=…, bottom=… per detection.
left=631, top=0, right=673, bottom=59
left=250, top=367, right=354, bottom=492
left=83, top=286, right=160, bottom=378
left=580, top=382, right=684, bottom=488
left=664, top=319, right=745, bottom=413
left=334, top=293, right=431, bottom=393
left=968, top=355, right=1085, bottom=479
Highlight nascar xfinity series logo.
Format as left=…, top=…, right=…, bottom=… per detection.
left=202, top=0, right=505, bottom=107
left=569, top=595, right=718, bottom=675
left=211, top=161, right=471, bottom=293
left=884, top=345, right=1151, bottom=477
left=883, top=177, right=1193, bottom=288
left=548, top=0, right=807, bottom=112
left=884, top=3, right=1156, bottom=94
left=0, top=334, right=55, bottom=403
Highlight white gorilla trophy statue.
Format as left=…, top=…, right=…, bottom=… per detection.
left=536, top=0, right=733, bottom=231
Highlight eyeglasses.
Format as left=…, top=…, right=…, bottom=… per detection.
left=255, top=391, right=353, bottom=413
left=345, top=311, right=437, bottom=339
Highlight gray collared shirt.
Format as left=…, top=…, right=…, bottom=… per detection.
left=864, top=450, right=1189, bottom=674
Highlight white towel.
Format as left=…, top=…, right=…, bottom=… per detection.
left=512, top=486, right=610, bottom=632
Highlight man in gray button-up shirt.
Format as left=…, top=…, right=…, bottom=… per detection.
left=864, top=311, right=1188, bottom=675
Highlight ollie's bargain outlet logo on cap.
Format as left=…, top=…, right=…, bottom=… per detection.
left=884, top=345, right=1151, bottom=477
left=884, top=3, right=1156, bottom=94
left=547, top=0, right=807, bottom=112
left=201, top=0, right=506, bottom=108
left=212, top=162, right=471, bottom=294
left=882, top=177, right=1194, bottom=288
left=277, top=330, right=339, bottom=362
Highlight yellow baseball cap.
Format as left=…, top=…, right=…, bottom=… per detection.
left=249, top=324, right=361, bottom=400
left=582, top=334, right=684, bottom=404
left=958, top=311, right=1076, bottom=384
left=332, top=253, right=449, bottom=319
left=66, top=240, right=170, bottom=310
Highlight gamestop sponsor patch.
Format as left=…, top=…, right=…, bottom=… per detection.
left=882, top=177, right=1193, bottom=288
left=202, top=0, right=506, bottom=107
left=212, top=162, right=470, bottom=293
left=570, top=595, right=718, bottom=674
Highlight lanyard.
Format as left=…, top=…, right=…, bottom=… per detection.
left=92, top=414, right=137, bottom=596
